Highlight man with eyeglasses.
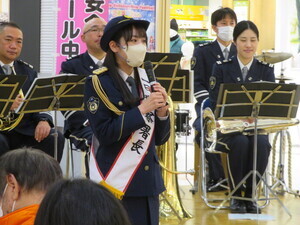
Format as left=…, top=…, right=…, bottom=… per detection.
left=60, top=17, right=107, bottom=176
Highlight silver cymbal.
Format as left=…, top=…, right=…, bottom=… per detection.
left=275, top=76, right=293, bottom=81
left=255, top=52, right=293, bottom=64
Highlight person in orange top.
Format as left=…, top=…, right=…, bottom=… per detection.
left=0, top=147, right=63, bottom=224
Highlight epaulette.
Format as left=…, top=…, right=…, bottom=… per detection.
left=17, top=59, right=33, bottom=69
left=198, top=41, right=213, bottom=48
left=66, top=55, right=80, bottom=61
left=93, top=66, right=108, bottom=75
left=257, top=60, right=274, bottom=68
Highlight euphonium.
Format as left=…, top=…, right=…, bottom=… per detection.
left=0, top=91, right=24, bottom=131
left=203, top=107, right=299, bottom=150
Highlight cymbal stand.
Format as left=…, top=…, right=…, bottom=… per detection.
left=215, top=101, right=292, bottom=217
left=270, top=65, right=300, bottom=197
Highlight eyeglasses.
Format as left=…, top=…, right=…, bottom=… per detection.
left=83, top=27, right=105, bottom=35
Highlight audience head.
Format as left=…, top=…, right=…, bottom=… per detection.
left=170, top=18, right=178, bottom=32
left=233, top=20, right=259, bottom=62
left=81, top=16, right=107, bottom=54
left=211, top=7, right=237, bottom=43
left=0, top=21, right=23, bottom=64
left=0, top=148, right=62, bottom=217
left=34, top=178, right=131, bottom=225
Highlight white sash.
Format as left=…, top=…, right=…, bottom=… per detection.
left=89, top=68, right=154, bottom=199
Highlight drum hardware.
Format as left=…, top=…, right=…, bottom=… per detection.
left=175, top=109, right=192, bottom=136
left=270, top=130, right=300, bottom=197
left=174, top=108, right=195, bottom=188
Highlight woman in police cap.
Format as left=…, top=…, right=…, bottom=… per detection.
left=209, top=20, right=274, bottom=214
left=84, top=16, right=170, bottom=225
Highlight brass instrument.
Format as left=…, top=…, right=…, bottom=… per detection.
left=203, top=107, right=299, bottom=150
left=0, top=75, right=24, bottom=131
left=157, top=97, right=192, bottom=220
left=0, top=109, right=24, bottom=131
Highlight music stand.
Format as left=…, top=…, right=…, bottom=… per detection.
left=0, top=75, right=27, bottom=119
left=144, top=53, right=192, bottom=219
left=144, top=52, right=191, bottom=103
left=16, top=74, right=86, bottom=160
left=214, top=82, right=300, bottom=217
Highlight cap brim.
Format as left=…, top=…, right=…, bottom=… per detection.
left=101, top=20, right=150, bottom=52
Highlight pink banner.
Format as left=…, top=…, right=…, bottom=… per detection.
left=56, top=0, right=109, bottom=74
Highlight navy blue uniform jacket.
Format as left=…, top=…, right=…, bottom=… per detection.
left=60, top=51, right=98, bottom=136
left=209, top=56, right=275, bottom=111
left=0, top=60, right=53, bottom=136
left=84, top=70, right=170, bottom=197
left=193, top=40, right=236, bottom=130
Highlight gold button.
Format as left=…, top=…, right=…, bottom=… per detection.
left=118, top=101, right=123, bottom=106
left=144, top=165, right=149, bottom=171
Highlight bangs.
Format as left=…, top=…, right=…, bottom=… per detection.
left=115, top=24, right=147, bottom=44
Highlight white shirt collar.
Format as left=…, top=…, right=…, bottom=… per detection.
left=88, top=53, right=105, bottom=65
left=117, top=68, right=135, bottom=89
left=0, top=61, right=14, bottom=67
left=217, top=41, right=232, bottom=53
left=237, top=56, right=253, bottom=71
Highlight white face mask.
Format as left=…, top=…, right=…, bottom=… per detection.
left=217, top=26, right=234, bottom=42
left=120, top=43, right=147, bottom=67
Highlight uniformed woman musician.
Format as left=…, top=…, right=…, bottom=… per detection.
left=209, top=20, right=275, bottom=214
left=84, top=16, right=170, bottom=225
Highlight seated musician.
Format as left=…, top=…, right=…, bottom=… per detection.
left=0, top=22, right=64, bottom=162
left=209, top=20, right=275, bottom=214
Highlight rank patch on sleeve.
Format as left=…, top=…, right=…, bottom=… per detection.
left=209, top=76, right=216, bottom=90
left=87, top=96, right=99, bottom=114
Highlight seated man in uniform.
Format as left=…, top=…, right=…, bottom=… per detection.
left=193, top=7, right=237, bottom=191
left=60, top=16, right=107, bottom=163
left=0, top=22, right=64, bottom=161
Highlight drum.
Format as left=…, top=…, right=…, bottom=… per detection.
left=175, top=109, right=191, bottom=136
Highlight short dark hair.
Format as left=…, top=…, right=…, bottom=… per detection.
left=233, top=20, right=259, bottom=42
left=0, top=21, right=21, bottom=33
left=0, top=148, right=62, bottom=195
left=211, top=7, right=237, bottom=26
left=34, top=179, right=131, bottom=225
left=170, top=18, right=178, bottom=31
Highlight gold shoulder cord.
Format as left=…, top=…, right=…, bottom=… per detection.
left=91, top=75, right=124, bottom=116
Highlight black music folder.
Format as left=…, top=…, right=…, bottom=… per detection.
left=144, top=52, right=191, bottom=103
left=16, top=74, right=86, bottom=114
left=215, top=82, right=300, bottom=120
left=0, top=75, right=27, bottom=117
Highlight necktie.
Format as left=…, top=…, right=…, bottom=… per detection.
left=2, top=64, right=12, bottom=75
left=126, top=76, right=139, bottom=98
left=97, top=60, right=102, bottom=68
left=223, top=48, right=229, bottom=60
left=242, top=66, right=248, bottom=81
